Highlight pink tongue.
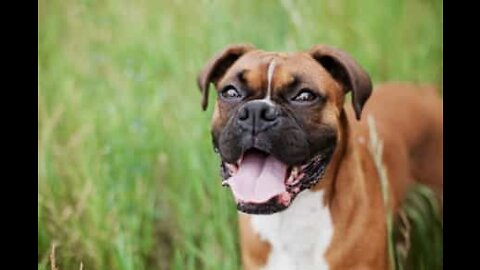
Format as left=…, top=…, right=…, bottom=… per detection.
left=227, top=151, right=288, bottom=203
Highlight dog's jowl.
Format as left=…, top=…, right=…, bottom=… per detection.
left=197, top=44, right=443, bottom=270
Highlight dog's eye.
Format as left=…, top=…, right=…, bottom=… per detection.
left=292, top=89, right=317, bottom=103
left=220, top=86, right=242, bottom=100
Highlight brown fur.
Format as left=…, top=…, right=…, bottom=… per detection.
left=238, top=83, right=442, bottom=270
left=198, top=45, right=443, bottom=270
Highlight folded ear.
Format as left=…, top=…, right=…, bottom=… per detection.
left=197, top=44, right=255, bottom=110
left=308, top=45, right=372, bottom=120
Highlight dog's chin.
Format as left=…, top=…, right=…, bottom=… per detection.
left=237, top=197, right=290, bottom=215
left=219, top=147, right=334, bottom=215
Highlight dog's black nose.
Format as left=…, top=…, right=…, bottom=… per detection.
left=238, top=100, right=279, bottom=134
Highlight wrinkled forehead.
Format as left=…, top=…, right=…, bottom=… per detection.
left=218, top=50, right=340, bottom=96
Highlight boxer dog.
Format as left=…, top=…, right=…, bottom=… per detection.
left=196, top=44, right=443, bottom=270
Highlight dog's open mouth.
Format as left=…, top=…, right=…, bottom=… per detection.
left=220, top=148, right=334, bottom=214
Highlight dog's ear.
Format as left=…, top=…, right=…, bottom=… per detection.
left=197, top=44, right=255, bottom=110
left=308, top=45, right=372, bottom=120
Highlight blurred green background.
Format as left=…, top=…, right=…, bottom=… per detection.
left=38, top=0, right=442, bottom=269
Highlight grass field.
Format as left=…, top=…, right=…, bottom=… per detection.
left=38, top=0, right=442, bottom=269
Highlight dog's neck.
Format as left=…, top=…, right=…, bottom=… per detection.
left=314, top=108, right=388, bottom=266
left=312, top=108, right=382, bottom=215
left=310, top=108, right=353, bottom=202
left=249, top=109, right=388, bottom=269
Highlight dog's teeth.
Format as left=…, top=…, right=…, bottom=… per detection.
left=286, top=176, right=293, bottom=185
left=225, top=163, right=238, bottom=174
left=292, top=166, right=299, bottom=177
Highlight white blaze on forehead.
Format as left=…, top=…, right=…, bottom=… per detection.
left=265, top=59, right=277, bottom=101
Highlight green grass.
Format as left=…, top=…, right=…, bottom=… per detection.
left=394, top=184, right=443, bottom=270
left=38, top=0, right=442, bottom=269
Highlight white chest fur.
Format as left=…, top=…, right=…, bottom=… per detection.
left=249, top=190, right=334, bottom=270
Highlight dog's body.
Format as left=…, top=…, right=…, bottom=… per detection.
left=238, top=83, right=442, bottom=270
left=197, top=45, right=442, bottom=270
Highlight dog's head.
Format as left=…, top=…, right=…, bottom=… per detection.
left=197, top=44, right=372, bottom=214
